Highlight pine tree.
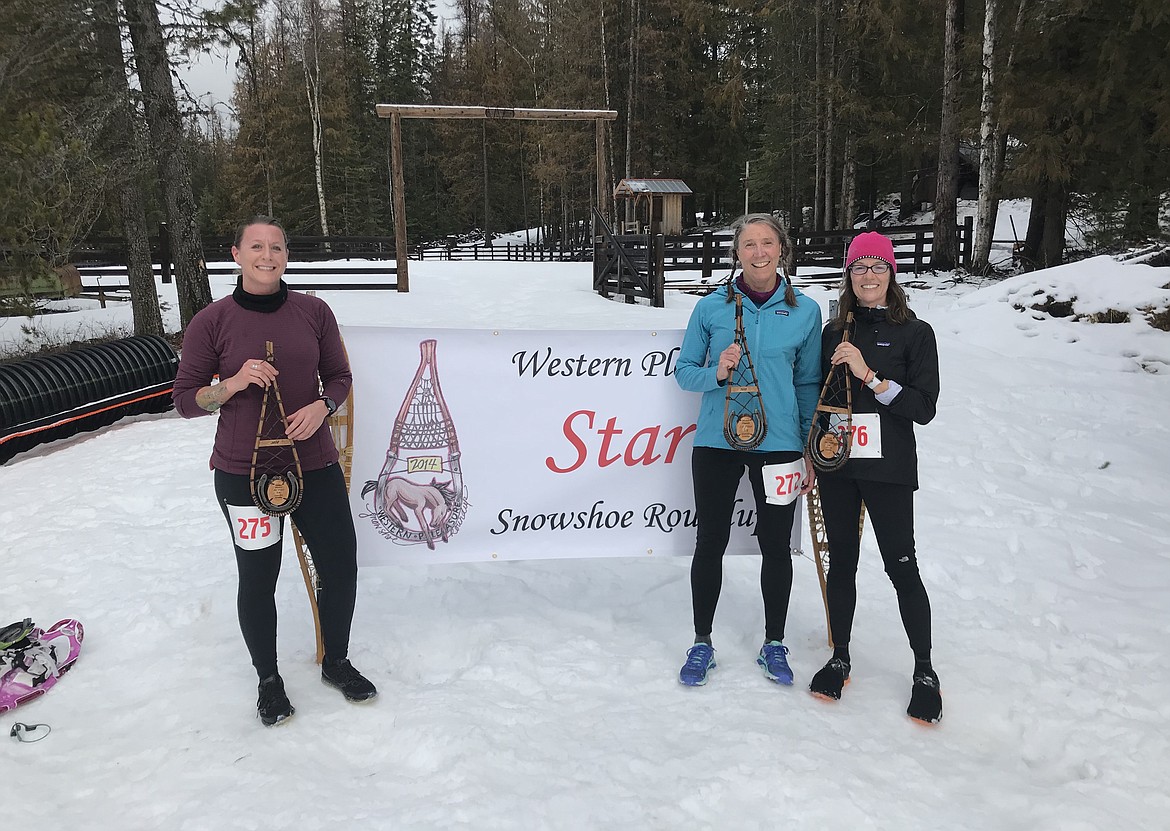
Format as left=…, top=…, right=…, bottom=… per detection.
left=123, top=0, right=212, bottom=325
left=0, top=0, right=112, bottom=286
left=931, top=0, right=962, bottom=270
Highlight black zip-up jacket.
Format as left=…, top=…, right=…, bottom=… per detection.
left=818, top=306, right=939, bottom=489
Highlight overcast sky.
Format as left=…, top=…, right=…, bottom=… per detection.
left=182, top=44, right=237, bottom=118
left=174, top=2, right=458, bottom=129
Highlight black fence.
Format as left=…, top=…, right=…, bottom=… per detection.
left=72, top=227, right=398, bottom=285
left=592, top=211, right=664, bottom=307
left=76, top=262, right=397, bottom=304
left=69, top=217, right=974, bottom=309
left=658, top=218, right=974, bottom=283
left=595, top=217, right=975, bottom=307
left=75, top=225, right=398, bottom=300
left=415, top=242, right=587, bottom=262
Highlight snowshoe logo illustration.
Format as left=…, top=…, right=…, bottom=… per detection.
left=362, top=339, right=468, bottom=549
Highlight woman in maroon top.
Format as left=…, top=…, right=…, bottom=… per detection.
left=173, top=216, right=376, bottom=726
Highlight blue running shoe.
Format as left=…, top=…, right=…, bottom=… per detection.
left=757, top=641, right=794, bottom=685
left=678, top=643, right=716, bottom=686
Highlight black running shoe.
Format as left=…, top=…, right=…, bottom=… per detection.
left=257, top=673, right=295, bottom=726
left=809, top=657, right=851, bottom=700
left=907, top=669, right=943, bottom=723
left=321, top=658, right=378, bottom=702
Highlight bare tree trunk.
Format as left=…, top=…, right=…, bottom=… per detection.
left=600, top=0, right=616, bottom=220
left=972, top=0, right=1001, bottom=272
left=822, top=0, right=837, bottom=229
left=931, top=0, right=962, bottom=270
left=1022, top=176, right=1046, bottom=268
left=790, top=90, right=799, bottom=229
left=94, top=0, right=162, bottom=337
left=482, top=122, right=491, bottom=241
left=1022, top=176, right=1066, bottom=268
left=899, top=149, right=915, bottom=221
left=813, top=0, right=824, bottom=229
left=302, top=0, right=330, bottom=235
left=561, top=189, right=569, bottom=248
left=978, top=0, right=1029, bottom=263
left=838, top=34, right=859, bottom=229
left=520, top=129, right=531, bottom=243
left=790, top=32, right=800, bottom=231
left=624, top=0, right=638, bottom=179
left=840, top=131, right=857, bottom=229
left=823, top=92, right=835, bottom=230
left=1040, top=179, right=1067, bottom=267
left=122, top=0, right=210, bottom=328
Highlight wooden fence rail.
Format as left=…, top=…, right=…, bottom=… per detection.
left=415, top=243, right=586, bottom=262
left=70, top=217, right=974, bottom=310
left=657, top=218, right=974, bottom=281
left=78, top=262, right=396, bottom=305
left=594, top=218, right=974, bottom=307
left=72, top=228, right=398, bottom=284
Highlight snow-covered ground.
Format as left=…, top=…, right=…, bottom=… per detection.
left=2, top=256, right=1169, bottom=830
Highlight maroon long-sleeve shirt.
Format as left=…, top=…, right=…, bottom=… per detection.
left=172, top=289, right=352, bottom=474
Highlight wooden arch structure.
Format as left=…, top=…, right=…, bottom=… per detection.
left=375, top=104, right=618, bottom=291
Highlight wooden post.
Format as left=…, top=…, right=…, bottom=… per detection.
left=389, top=113, right=410, bottom=292
left=701, top=231, right=713, bottom=282
left=596, top=119, right=608, bottom=230
left=653, top=233, right=665, bottom=308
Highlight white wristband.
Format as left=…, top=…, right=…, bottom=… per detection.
left=865, top=373, right=883, bottom=390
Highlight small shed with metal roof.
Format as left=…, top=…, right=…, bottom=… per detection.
left=613, top=178, right=693, bottom=236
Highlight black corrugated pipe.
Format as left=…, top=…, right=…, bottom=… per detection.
left=0, top=335, right=178, bottom=465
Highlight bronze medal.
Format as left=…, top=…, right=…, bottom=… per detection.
left=722, top=289, right=768, bottom=450
left=249, top=342, right=305, bottom=517
left=806, top=312, right=855, bottom=473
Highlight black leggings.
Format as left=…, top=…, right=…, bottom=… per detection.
left=214, top=464, right=358, bottom=678
left=818, top=476, right=932, bottom=659
left=690, top=446, right=800, bottom=643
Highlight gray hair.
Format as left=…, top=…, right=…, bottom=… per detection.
left=726, top=213, right=797, bottom=307
left=729, top=213, right=792, bottom=275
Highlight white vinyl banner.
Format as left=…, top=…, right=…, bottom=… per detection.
left=344, top=327, right=802, bottom=565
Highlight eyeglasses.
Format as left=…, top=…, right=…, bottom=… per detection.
left=849, top=261, right=890, bottom=275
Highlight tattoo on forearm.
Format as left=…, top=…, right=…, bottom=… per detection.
left=195, top=384, right=230, bottom=412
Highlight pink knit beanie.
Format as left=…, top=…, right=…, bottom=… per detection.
left=845, top=231, right=897, bottom=277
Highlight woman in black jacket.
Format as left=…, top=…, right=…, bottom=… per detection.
left=808, top=231, right=943, bottom=723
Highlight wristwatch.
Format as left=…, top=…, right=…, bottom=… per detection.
left=320, top=395, right=338, bottom=416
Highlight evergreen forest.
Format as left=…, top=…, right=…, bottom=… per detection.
left=2, top=0, right=1169, bottom=302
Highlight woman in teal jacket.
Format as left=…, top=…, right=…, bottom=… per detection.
left=673, top=213, right=822, bottom=687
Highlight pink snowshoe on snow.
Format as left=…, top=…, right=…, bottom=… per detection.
left=0, top=618, right=84, bottom=714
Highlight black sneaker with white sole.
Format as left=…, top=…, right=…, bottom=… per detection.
left=321, top=658, right=378, bottom=702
